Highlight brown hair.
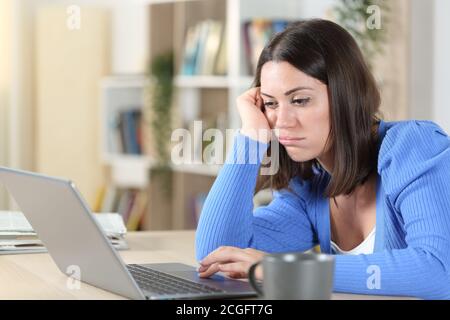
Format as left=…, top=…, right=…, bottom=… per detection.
left=254, top=19, right=382, bottom=198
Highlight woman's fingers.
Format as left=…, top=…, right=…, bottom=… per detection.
left=224, top=271, right=247, bottom=279
left=197, top=265, right=208, bottom=273
left=243, top=87, right=260, bottom=100
left=200, top=246, right=253, bottom=267
left=254, top=89, right=264, bottom=110
left=199, top=263, right=245, bottom=279
left=198, top=247, right=266, bottom=279
left=220, top=261, right=264, bottom=280
left=218, top=262, right=248, bottom=273
left=200, top=265, right=248, bottom=280
left=219, top=261, right=261, bottom=279
left=199, top=263, right=259, bottom=280
left=198, top=262, right=221, bottom=278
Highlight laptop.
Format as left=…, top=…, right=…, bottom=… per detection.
left=0, top=166, right=257, bottom=300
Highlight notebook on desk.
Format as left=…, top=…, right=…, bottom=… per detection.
left=0, top=211, right=129, bottom=254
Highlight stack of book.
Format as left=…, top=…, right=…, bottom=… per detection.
left=242, top=19, right=293, bottom=75
left=180, top=19, right=227, bottom=76
left=0, top=211, right=128, bottom=255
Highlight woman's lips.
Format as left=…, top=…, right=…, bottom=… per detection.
left=277, top=136, right=306, bottom=145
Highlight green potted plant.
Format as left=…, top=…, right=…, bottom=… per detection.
left=143, top=52, right=175, bottom=230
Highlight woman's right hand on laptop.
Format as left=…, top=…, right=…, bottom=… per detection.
left=197, top=246, right=264, bottom=280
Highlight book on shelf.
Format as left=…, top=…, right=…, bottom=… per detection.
left=126, top=190, right=148, bottom=231
left=181, top=20, right=226, bottom=76
left=199, top=20, right=223, bottom=75
left=194, top=20, right=209, bottom=75
left=242, top=19, right=291, bottom=75
left=107, top=108, right=143, bottom=156
left=116, top=189, right=131, bottom=219
left=107, top=111, right=122, bottom=154
left=93, top=185, right=106, bottom=212
left=214, top=24, right=227, bottom=76
left=121, top=189, right=137, bottom=226
left=101, top=185, right=120, bottom=213
left=181, top=23, right=200, bottom=76
left=95, top=186, right=148, bottom=231
left=0, top=211, right=128, bottom=254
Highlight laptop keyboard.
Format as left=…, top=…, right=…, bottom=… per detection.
left=127, top=264, right=226, bottom=296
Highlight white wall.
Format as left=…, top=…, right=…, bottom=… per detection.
left=410, top=0, right=450, bottom=133
left=433, top=0, right=450, bottom=133
left=1, top=0, right=149, bottom=209
left=0, top=0, right=13, bottom=209
left=410, top=0, right=434, bottom=122
left=6, top=0, right=149, bottom=167
left=112, top=4, right=149, bottom=74
left=240, top=0, right=336, bottom=20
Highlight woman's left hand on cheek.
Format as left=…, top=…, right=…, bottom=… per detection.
left=198, top=246, right=265, bottom=280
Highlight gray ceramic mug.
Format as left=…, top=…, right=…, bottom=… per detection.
left=248, top=252, right=335, bottom=300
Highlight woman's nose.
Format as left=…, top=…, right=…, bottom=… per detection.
left=275, top=105, right=297, bottom=128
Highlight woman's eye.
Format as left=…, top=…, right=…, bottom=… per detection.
left=292, top=98, right=310, bottom=106
left=263, top=101, right=277, bottom=109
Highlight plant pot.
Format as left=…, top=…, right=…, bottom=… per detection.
left=141, top=166, right=173, bottom=230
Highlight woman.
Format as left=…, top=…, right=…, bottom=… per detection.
left=195, top=19, right=450, bottom=299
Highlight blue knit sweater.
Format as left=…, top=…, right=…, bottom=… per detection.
left=195, top=120, right=450, bottom=299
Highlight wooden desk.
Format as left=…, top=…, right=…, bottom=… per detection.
left=0, top=231, right=412, bottom=300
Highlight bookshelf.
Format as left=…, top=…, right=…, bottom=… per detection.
left=100, top=75, right=152, bottom=188
left=99, top=75, right=223, bottom=178
left=99, top=0, right=335, bottom=230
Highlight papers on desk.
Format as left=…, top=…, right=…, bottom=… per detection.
left=0, top=211, right=129, bottom=254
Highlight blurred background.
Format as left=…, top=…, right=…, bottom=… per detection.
left=0, top=0, right=449, bottom=232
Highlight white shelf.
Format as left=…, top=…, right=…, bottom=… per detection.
left=174, top=75, right=254, bottom=88
left=174, top=75, right=229, bottom=88
left=104, top=154, right=221, bottom=177
left=135, top=0, right=193, bottom=5
left=235, top=76, right=254, bottom=88
left=105, top=154, right=153, bottom=189
left=103, top=154, right=154, bottom=167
